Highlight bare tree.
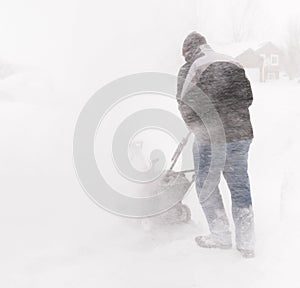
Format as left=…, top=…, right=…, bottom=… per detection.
left=228, top=0, right=259, bottom=42
left=285, top=16, right=300, bottom=80
left=195, top=0, right=210, bottom=33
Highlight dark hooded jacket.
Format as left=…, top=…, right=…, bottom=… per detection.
left=177, top=33, right=253, bottom=143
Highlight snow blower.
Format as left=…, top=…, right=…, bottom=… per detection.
left=150, top=131, right=195, bottom=224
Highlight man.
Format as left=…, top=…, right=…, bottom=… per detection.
left=177, top=32, right=255, bottom=258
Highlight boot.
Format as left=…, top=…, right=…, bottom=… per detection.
left=195, top=232, right=232, bottom=249
left=237, top=248, right=255, bottom=258
left=232, top=206, right=255, bottom=258
left=195, top=209, right=232, bottom=249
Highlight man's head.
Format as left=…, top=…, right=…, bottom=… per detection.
left=182, top=32, right=207, bottom=61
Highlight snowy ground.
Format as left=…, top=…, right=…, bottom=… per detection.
left=1, top=80, right=300, bottom=288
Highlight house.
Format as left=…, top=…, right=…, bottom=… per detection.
left=235, top=48, right=264, bottom=82
left=256, top=42, right=283, bottom=81
left=235, top=42, right=283, bottom=82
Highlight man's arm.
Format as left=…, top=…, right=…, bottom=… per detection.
left=176, top=65, right=203, bottom=131
left=239, top=76, right=253, bottom=108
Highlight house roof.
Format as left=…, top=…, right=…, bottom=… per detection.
left=236, top=48, right=262, bottom=60
left=213, top=41, right=282, bottom=58
left=213, top=42, right=259, bottom=58
left=255, top=41, right=283, bottom=55
left=212, top=41, right=283, bottom=69
left=235, top=48, right=264, bottom=68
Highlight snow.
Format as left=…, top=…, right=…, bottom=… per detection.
left=1, top=75, right=300, bottom=288
left=1, top=0, right=300, bottom=287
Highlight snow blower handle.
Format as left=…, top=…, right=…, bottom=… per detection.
left=169, top=131, right=192, bottom=170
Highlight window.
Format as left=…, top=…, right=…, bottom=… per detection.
left=271, top=54, right=279, bottom=65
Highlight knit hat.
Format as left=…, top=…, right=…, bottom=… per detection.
left=182, top=32, right=207, bottom=57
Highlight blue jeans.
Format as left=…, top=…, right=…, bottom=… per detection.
left=193, top=139, right=255, bottom=249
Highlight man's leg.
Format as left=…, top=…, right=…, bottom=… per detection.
left=223, top=139, right=255, bottom=257
left=193, top=141, right=231, bottom=248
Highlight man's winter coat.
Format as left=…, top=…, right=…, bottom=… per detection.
left=177, top=40, right=254, bottom=143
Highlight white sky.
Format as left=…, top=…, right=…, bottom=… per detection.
left=0, top=0, right=299, bottom=88
left=196, top=0, right=300, bottom=44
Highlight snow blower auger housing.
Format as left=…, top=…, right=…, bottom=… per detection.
left=152, top=132, right=195, bottom=224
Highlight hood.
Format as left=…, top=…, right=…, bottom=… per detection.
left=182, top=32, right=207, bottom=63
